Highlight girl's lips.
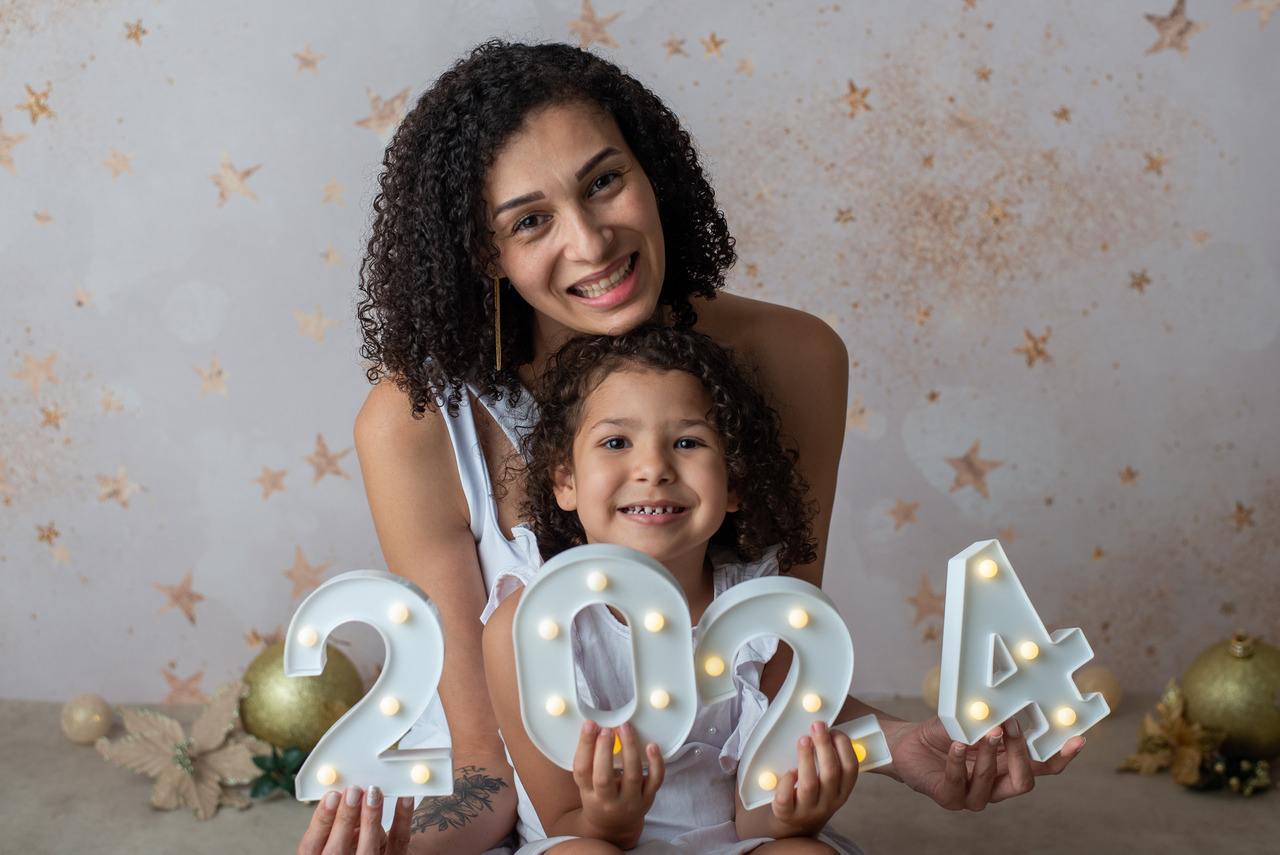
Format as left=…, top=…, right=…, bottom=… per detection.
left=618, top=503, right=689, bottom=524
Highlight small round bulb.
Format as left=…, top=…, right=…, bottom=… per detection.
left=1019, top=641, right=1040, bottom=660
left=538, top=619, right=560, bottom=640
left=758, top=771, right=778, bottom=791
left=704, top=656, right=725, bottom=677
left=1056, top=707, right=1077, bottom=726
left=586, top=571, right=608, bottom=591
left=380, top=696, right=401, bottom=716
left=970, top=700, right=990, bottom=721
left=977, top=559, right=998, bottom=578
left=650, top=689, right=671, bottom=709
left=853, top=742, right=867, bottom=763
left=643, top=612, right=665, bottom=632
left=545, top=695, right=567, bottom=716
left=317, top=765, right=338, bottom=786
left=388, top=603, right=410, bottom=624
left=788, top=608, right=810, bottom=629
left=802, top=693, right=822, bottom=713
left=297, top=627, right=319, bottom=647
left=411, top=764, right=431, bottom=784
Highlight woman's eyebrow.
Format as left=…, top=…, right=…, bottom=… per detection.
left=491, top=148, right=620, bottom=218
left=575, top=146, right=621, bottom=181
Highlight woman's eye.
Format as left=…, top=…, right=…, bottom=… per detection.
left=589, top=171, right=620, bottom=194
left=513, top=214, right=543, bottom=233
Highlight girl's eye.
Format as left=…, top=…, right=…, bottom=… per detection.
left=675, top=438, right=703, bottom=450
left=602, top=437, right=628, bottom=450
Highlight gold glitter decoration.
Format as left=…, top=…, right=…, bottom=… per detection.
left=239, top=641, right=365, bottom=753
left=1182, top=631, right=1280, bottom=759
left=1118, top=678, right=1226, bottom=784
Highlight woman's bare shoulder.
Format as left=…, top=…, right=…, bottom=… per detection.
left=693, top=292, right=848, bottom=378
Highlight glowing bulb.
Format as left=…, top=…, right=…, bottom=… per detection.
left=379, top=696, right=401, bottom=716
left=802, top=693, right=822, bottom=713
left=1019, top=641, right=1040, bottom=660
left=545, top=695, right=567, bottom=717
left=1056, top=707, right=1077, bottom=726
left=586, top=571, right=608, bottom=591
left=643, top=612, right=665, bottom=632
left=969, top=701, right=990, bottom=721
left=317, top=765, right=337, bottom=786
left=411, top=764, right=431, bottom=784
left=758, top=771, right=778, bottom=791
left=977, top=559, right=998, bottom=578
left=388, top=602, right=410, bottom=624
left=853, top=742, right=867, bottom=763
left=538, top=619, right=560, bottom=640
left=788, top=608, right=810, bottom=629
left=297, top=627, right=318, bottom=647
left=650, top=689, right=671, bottom=709
left=704, top=656, right=725, bottom=677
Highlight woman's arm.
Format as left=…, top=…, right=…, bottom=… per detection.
left=483, top=594, right=662, bottom=850
left=351, top=380, right=517, bottom=852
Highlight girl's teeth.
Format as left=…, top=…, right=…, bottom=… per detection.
left=624, top=506, right=681, bottom=515
left=573, top=257, right=633, bottom=298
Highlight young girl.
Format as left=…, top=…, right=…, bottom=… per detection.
left=482, top=325, right=863, bottom=854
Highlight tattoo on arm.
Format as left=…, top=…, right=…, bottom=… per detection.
left=410, top=765, right=509, bottom=834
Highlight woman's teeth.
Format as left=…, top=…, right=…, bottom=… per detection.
left=571, top=257, right=633, bottom=298
left=621, top=506, right=682, bottom=515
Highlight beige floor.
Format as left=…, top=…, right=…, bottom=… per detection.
left=3, top=695, right=1275, bottom=854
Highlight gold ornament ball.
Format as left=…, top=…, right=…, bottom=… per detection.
left=240, top=641, right=365, bottom=753
left=1074, top=666, right=1123, bottom=713
left=1182, top=631, right=1280, bottom=759
left=60, top=693, right=114, bottom=744
left=923, top=665, right=941, bottom=711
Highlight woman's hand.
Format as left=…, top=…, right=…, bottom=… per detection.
left=297, top=785, right=415, bottom=855
left=571, top=721, right=664, bottom=848
left=769, top=721, right=860, bottom=835
left=883, top=716, right=1083, bottom=811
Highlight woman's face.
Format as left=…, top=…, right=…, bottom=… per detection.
left=485, top=102, right=666, bottom=359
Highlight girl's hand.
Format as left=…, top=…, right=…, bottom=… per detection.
left=882, top=716, right=1083, bottom=811
left=297, top=785, right=414, bottom=855
left=572, top=721, right=664, bottom=846
left=769, top=721, right=859, bottom=835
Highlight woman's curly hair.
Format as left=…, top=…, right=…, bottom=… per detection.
left=522, top=325, right=816, bottom=573
left=357, top=40, right=737, bottom=418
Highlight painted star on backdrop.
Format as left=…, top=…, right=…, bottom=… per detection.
left=1234, top=0, right=1280, bottom=29
left=839, top=80, right=872, bottom=117
left=834, top=208, right=854, bottom=223
left=1129, top=268, right=1152, bottom=293
left=1144, top=152, right=1169, bottom=175
left=1192, top=229, right=1212, bottom=245
left=1145, top=1, right=1207, bottom=56
left=194, top=353, right=228, bottom=397
left=321, top=177, right=345, bottom=205
left=155, top=570, right=205, bottom=625
left=124, top=19, right=147, bottom=44
left=908, top=575, right=946, bottom=626
left=252, top=465, right=288, bottom=500
left=1120, top=465, right=1140, bottom=485
left=208, top=153, right=260, bottom=208
left=160, top=669, right=210, bottom=705
left=568, top=0, right=622, bottom=49
left=319, top=243, right=343, bottom=268
left=97, top=464, right=142, bottom=508
left=37, top=522, right=60, bottom=545
left=736, top=56, right=756, bottom=76
left=910, top=304, right=932, bottom=326
left=245, top=625, right=284, bottom=649
left=1053, top=105, right=1072, bottom=123
left=16, top=82, right=53, bottom=125
left=40, top=403, right=66, bottom=429
left=845, top=392, right=870, bottom=434
left=33, top=208, right=53, bottom=226
left=1229, top=501, right=1255, bottom=532
left=944, top=440, right=1003, bottom=499
left=100, top=390, right=124, bottom=415
left=701, top=32, right=728, bottom=58
left=100, top=147, right=135, bottom=180
left=293, top=43, right=324, bottom=74
left=294, top=303, right=340, bottom=342
left=887, top=499, right=920, bottom=532
left=753, top=177, right=775, bottom=203
left=1093, top=546, right=1106, bottom=561
left=51, top=544, right=71, bottom=563
left=1014, top=327, right=1052, bottom=367
left=975, top=64, right=993, bottom=82
left=921, top=154, right=935, bottom=169
left=10, top=352, right=60, bottom=398
left=998, top=526, right=1017, bottom=541
left=354, top=87, right=410, bottom=139
left=73, top=284, right=95, bottom=307
left=1, top=111, right=29, bottom=176
left=283, top=546, right=332, bottom=600
left=922, top=625, right=939, bottom=643
left=663, top=33, right=687, bottom=58
left=985, top=197, right=1013, bottom=226
left=304, top=433, right=351, bottom=484
left=926, top=390, right=940, bottom=403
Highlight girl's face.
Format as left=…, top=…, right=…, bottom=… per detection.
left=485, top=102, right=666, bottom=359
left=553, top=367, right=738, bottom=575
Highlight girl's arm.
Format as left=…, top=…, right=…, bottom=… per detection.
left=483, top=592, right=664, bottom=850
left=351, top=380, right=516, bottom=850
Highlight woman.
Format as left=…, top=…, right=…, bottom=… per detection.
left=298, top=40, right=1081, bottom=855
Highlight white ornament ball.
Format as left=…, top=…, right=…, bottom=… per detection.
left=923, top=665, right=941, bottom=711
left=60, top=694, right=114, bottom=744
left=1074, top=666, right=1123, bottom=712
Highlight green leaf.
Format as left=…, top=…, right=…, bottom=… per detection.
left=250, top=774, right=277, bottom=799
left=252, top=754, right=276, bottom=772
left=282, top=747, right=306, bottom=770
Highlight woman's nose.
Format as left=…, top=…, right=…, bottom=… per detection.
left=563, top=206, right=611, bottom=263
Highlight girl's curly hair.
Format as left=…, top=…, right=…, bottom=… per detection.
left=522, top=325, right=816, bottom=573
left=356, top=40, right=737, bottom=418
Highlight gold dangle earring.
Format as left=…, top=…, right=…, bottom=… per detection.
left=493, top=275, right=502, bottom=372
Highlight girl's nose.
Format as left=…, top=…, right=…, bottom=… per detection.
left=632, top=445, right=674, bottom=483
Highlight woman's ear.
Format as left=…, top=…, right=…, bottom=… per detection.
left=552, top=464, right=577, bottom=512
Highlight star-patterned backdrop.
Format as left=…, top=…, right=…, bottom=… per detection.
left=2, top=1, right=1277, bottom=705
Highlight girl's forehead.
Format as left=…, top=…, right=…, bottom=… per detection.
left=580, top=366, right=712, bottom=413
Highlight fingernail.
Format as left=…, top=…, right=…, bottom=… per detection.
left=619, top=722, right=632, bottom=735
left=989, top=732, right=1002, bottom=746
left=811, top=721, right=828, bottom=734
left=399, top=796, right=415, bottom=811
left=1006, top=719, right=1021, bottom=738
left=345, top=785, right=362, bottom=807
left=952, top=742, right=966, bottom=756
left=800, top=736, right=812, bottom=747
left=366, top=786, right=382, bottom=808
left=324, top=791, right=341, bottom=811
